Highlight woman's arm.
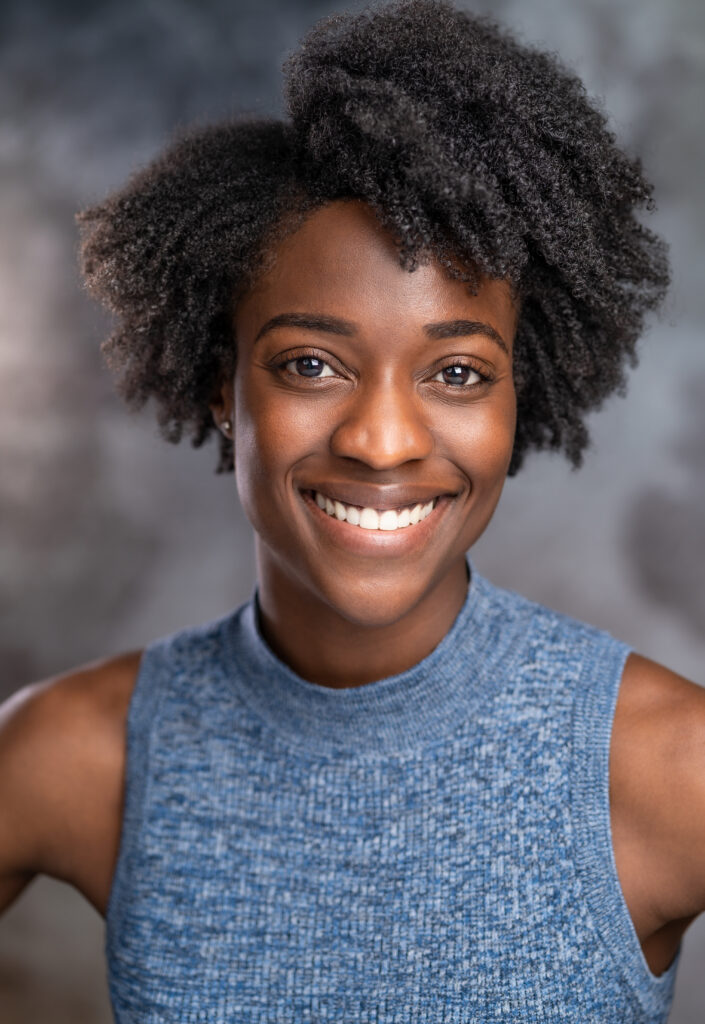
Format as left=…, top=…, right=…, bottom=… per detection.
left=611, top=653, right=705, bottom=970
left=0, top=653, right=140, bottom=918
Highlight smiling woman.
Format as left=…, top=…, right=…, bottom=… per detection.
left=225, top=201, right=519, bottom=677
left=1, top=0, right=704, bottom=1021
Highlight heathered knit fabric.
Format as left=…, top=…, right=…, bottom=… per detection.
left=106, top=563, right=681, bottom=1023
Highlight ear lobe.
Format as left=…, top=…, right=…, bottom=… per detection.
left=209, top=377, right=235, bottom=436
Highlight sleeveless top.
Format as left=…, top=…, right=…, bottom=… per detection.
left=106, top=563, right=682, bottom=1023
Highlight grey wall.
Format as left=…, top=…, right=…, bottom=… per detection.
left=0, top=0, right=703, bottom=1020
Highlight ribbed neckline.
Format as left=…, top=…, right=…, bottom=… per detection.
left=223, top=559, right=512, bottom=755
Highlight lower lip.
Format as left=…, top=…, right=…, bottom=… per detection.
left=299, top=489, right=451, bottom=556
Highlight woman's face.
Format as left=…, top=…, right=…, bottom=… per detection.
left=223, top=200, right=519, bottom=628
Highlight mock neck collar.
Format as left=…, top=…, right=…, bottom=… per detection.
left=223, top=559, right=511, bottom=756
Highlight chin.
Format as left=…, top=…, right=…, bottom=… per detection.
left=307, top=561, right=452, bottom=630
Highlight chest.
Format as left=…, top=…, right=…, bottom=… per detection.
left=105, top=719, right=659, bottom=1023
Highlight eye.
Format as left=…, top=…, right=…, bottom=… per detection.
left=431, top=364, right=483, bottom=387
left=285, top=356, right=336, bottom=378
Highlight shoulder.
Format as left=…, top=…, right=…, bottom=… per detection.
left=475, top=573, right=608, bottom=640
left=0, top=650, right=142, bottom=914
left=612, top=652, right=705, bottom=928
left=0, top=649, right=143, bottom=780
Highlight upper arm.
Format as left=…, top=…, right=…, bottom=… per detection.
left=0, top=684, right=45, bottom=911
left=612, top=652, right=705, bottom=928
left=0, top=681, right=61, bottom=906
left=0, top=652, right=142, bottom=916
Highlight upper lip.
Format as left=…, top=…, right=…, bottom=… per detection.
left=301, top=483, right=454, bottom=511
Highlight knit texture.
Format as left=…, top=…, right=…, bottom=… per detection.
left=106, top=563, right=681, bottom=1022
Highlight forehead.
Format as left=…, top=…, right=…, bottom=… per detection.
left=236, top=199, right=519, bottom=346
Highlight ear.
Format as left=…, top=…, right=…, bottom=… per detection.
left=209, top=376, right=235, bottom=440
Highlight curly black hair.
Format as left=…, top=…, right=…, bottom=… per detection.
left=78, top=0, right=669, bottom=476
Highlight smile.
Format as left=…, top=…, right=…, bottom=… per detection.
left=309, top=490, right=438, bottom=532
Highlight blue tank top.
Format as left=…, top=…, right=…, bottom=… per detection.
left=106, top=563, right=681, bottom=1022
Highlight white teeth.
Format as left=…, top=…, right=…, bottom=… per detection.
left=311, top=491, right=438, bottom=532
left=359, top=507, right=380, bottom=530
left=378, top=510, right=398, bottom=531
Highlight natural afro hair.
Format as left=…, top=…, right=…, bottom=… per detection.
left=78, top=0, right=669, bottom=476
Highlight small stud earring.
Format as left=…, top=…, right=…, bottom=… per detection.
left=220, top=419, right=232, bottom=435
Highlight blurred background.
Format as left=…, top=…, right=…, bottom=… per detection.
left=0, top=0, right=703, bottom=1020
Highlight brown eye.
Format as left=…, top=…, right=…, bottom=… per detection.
left=432, top=365, right=481, bottom=386
left=286, top=356, right=335, bottom=378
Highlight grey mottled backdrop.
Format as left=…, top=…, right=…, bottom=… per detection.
left=0, top=0, right=703, bottom=1020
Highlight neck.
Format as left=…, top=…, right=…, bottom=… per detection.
left=254, top=548, right=469, bottom=689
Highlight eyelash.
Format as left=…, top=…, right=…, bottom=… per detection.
left=273, top=348, right=494, bottom=389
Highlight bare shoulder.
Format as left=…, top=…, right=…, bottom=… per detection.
left=0, top=649, right=143, bottom=917
left=611, top=652, right=705, bottom=940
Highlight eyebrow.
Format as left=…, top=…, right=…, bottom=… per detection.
left=425, top=319, right=509, bottom=353
left=254, top=312, right=508, bottom=354
left=254, top=313, right=355, bottom=344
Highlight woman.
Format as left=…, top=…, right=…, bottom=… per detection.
left=1, top=0, right=703, bottom=1020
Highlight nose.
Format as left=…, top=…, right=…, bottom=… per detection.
left=329, top=377, right=434, bottom=469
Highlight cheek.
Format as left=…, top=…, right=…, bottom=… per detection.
left=446, top=386, right=517, bottom=483
left=452, top=389, right=516, bottom=549
left=232, top=373, right=321, bottom=525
